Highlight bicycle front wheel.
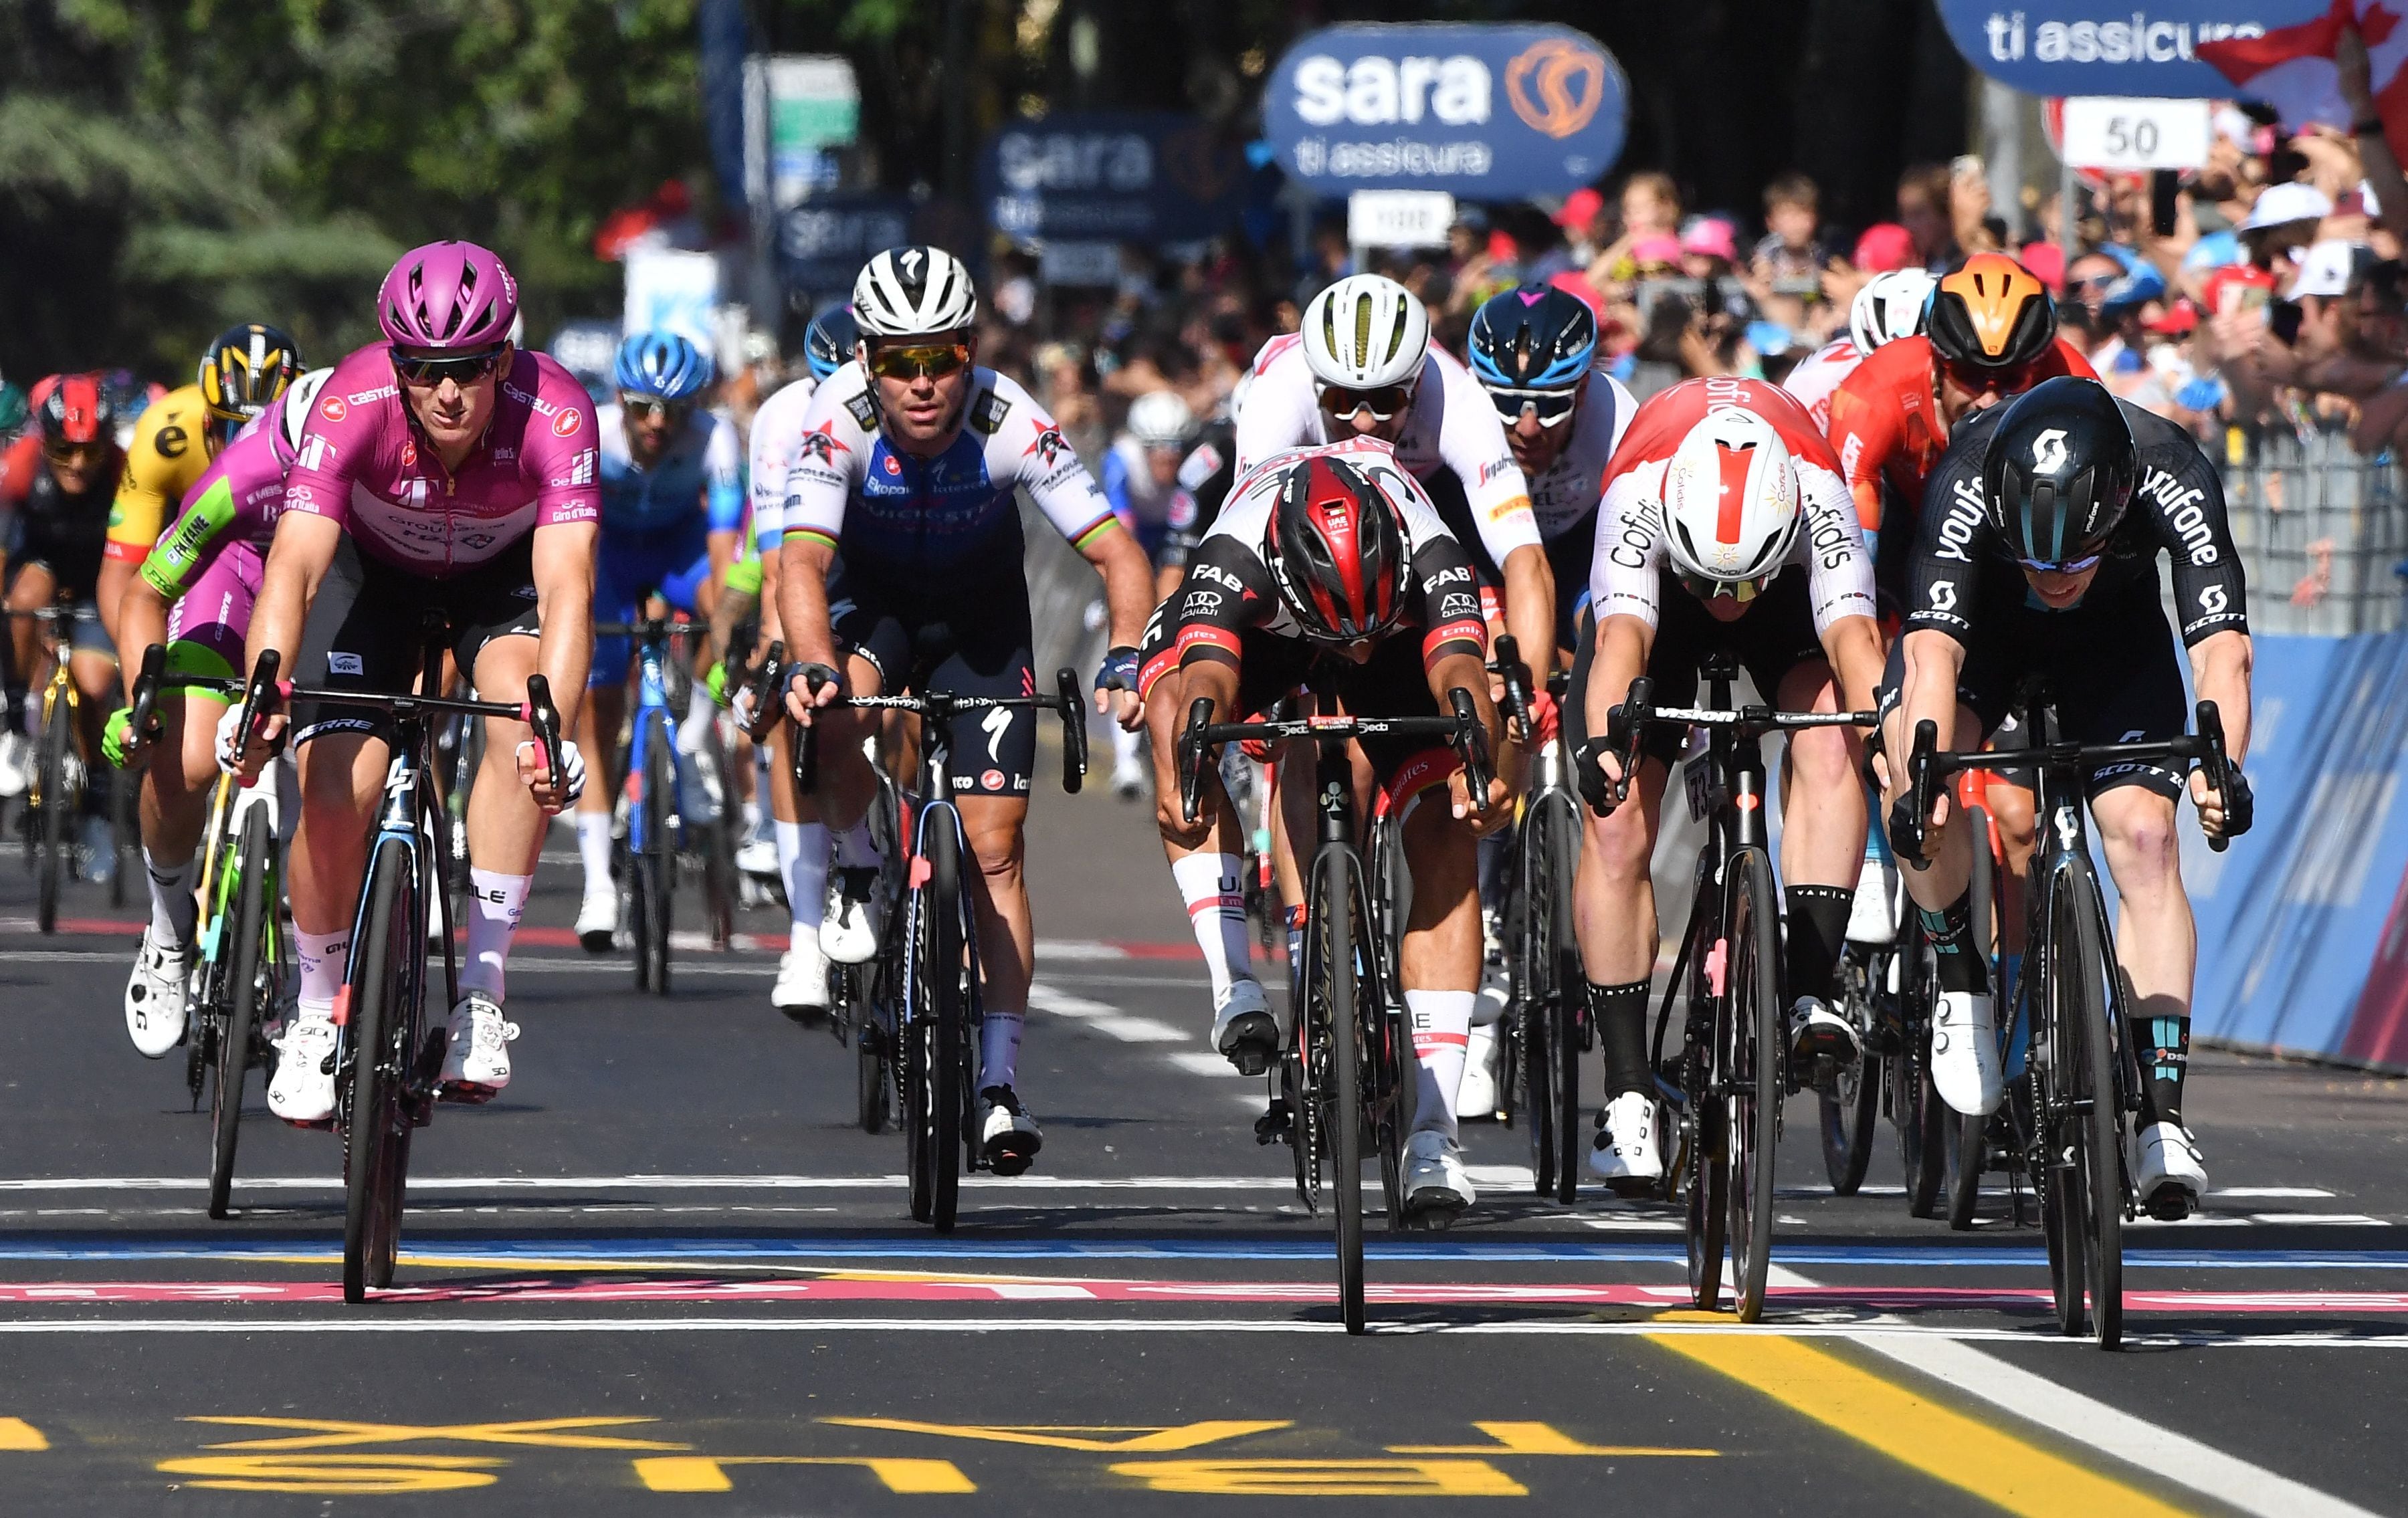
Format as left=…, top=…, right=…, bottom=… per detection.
left=906, top=816, right=966, bottom=1232
left=1819, top=944, right=1882, bottom=1194
left=207, top=806, right=276, bottom=1220
left=1725, top=847, right=1783, bottom=1323
left=639, top=718, right=676, bottom=995
left=2047, top=862, right=2126, bottom=1349
left=341, top=837, right=419, bottom=1303
left=1535, top=794, right=1586, bottom=1205
left=35, top=698, right=71, bottom=934
left=1316, top=848, right=1367, bottom=1335
left=1946, top=808, right=1999, bottom=1231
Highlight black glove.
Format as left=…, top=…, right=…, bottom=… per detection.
left=1887, top=790, right=1927, bottom=869
left=2218, top=766, right=2254, bottom=839
left=1575, top=735, right=1619, bottom=817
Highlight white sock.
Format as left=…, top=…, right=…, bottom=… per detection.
left=144, top=849, right=198, bottom=952
left=684, top=679, right=716, bottom=738
left=981, top=1008, right=1025, bottom=1091
left=833, top=819, right=878, bottom=870
left=575, top=812, right=613, bottom=896
left=1112, top=724, right=1142, bottom=768
left=459, top=869, right=530, bottom=999
left=1406, top=988, right=1477, bottom=1142
left=1169, top=851, right=1251, bottom=1004
left=777, top=820, right=829, bottom=935
left=294, top=928, right=350, bottom=1015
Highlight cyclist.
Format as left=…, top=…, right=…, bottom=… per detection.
left=1139, top=437, right=1509, bottom=1219
left=742, top=304, right=859, bottom=1019
left=1102, top=389, right=1195, bottom=795
left=1881, top=376, right=2251, bottom=1213
left=1783, top=269, right=1936, bottom=428
left=1569, top=377, right=1883, bottom=1184
left=570, top=330, right=744, bottom=952
left=220, top=240, right=597, bottom=1124
left=1159, top=375, right=1245, bottom=582
left=111, top=370, right=331, bottom=1055
left=0, top=374, right=124, bottom=850
left=0, top=379, right=31, bottom=447
left=776, top=245, right=1155, bottom=1174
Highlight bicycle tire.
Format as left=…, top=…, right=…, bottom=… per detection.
left=207, top=806, right=275, bottom=1220
left=1318, top=847, right=1367, bottom=1333
left=1684, top=879, right=1727, bottom=1311
left=696, top=721, right=738, bottom=950
left=1726, top=847, right=1782, bottom=1322
left=856, top=988, right=888, bottom=1134
left=1538, top=794, right=1585, bottom=1206
left=2054, top=863, right=2125, bottom=1349
left=1819, top=945, right=1882, bottom=1194
left=641, top=717, right=676, bottom=996
left=36, top=695, right=70, bottom=934
left=1942, top=808, right=1999, bottom=1230
left=1898, top=921, right=1948, bottom=1219
left=923, top=815, right=966, bottom=1232
left=1364, top=825, right=1406, bottom=1232
left=341, top=837, right=416, bottom=1303
left=109, top=767, right=132, bottom=908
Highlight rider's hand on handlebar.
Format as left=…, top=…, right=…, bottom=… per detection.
left=2189, top=763, right=2252, bottom=840
left=781, top=661, right=842, bottom=728
left=1449, top=766, right=1512, bottom=836
left=215, top=699, right=286, bottom=782
left=1095, top=646, right=1144, bottom=732
left=516, top=736, right=585, bottom=814
left=103, top=708, right=144, bottom=770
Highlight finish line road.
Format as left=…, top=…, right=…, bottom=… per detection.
left=0, top=780, right=2403, bottom=1515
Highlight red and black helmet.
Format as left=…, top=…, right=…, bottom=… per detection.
left=34, top=372, right=112, bottom=449
left=1267, top=453, right=1409, bottom=644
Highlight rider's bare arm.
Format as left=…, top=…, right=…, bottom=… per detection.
left=774, top=534, right=841, bottom=718
left=530, top=520, right=599, bottom=718
left=1583, top=613, right=1652, bottom=784
left=1821, top=613, right=1885, bottom=719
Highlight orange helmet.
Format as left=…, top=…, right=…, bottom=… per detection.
left=1926, top=253, right=2055, bottom=372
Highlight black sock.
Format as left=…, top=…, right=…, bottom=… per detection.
left=1588, top=979, right=1654, bottom=1097
left=2139, top=1014, right=2189, bottom=1127
left=1916, top=891, right=1991, bottom=995
left=1784, top=884, right=1854, bottom=1006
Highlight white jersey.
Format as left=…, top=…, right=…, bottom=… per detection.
left=1522, top=369, right=1639, bottom=542
left=1780, top=338, right=1865, bottom=431
left=1590, top=453, right=1876, bottom=637
left=746, top=374, right=818, bottom=548
left=1235, top=336, right=1541, bottom=568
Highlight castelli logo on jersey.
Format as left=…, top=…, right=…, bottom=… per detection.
left=882, top=455, right=902, bottom=476
left=400, top=439, right=417, bottom=467
left=553, top=409, right=583, bottom=438
left=1505, top=39, right=1608, bottom=139
left=320, top=397, right=347, bottom=423
left=981, top=769, right=1006, bottom=790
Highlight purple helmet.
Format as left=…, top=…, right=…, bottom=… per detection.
left=378, top=241, right=518, bottom=350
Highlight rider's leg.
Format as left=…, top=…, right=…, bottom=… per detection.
left=2092, top=782, right=2195, bottom=1126
left=1885, top=698, right=1989, bottom=980
left=961, top=794, right=1033, bottom=1091
left=457, top=633, right=549, bottom=1001
left=1399, top=794, right=1484, bottom=1142
left=1144, top=671, right=1258, bottom=1008
left=1573, top=758, right=1671, bottom=1099
left=573, top=677, right=627, bottom=925
left=137, top=691, right=225, bottom=949
left=287, top=730, right=387, bottom=1000
left=1773, top=661, right=1868, bottom=1030
left=3, top=564, right=52, bottom=730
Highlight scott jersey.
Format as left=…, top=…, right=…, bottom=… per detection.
left=1781, top=338, right=1864, bottom=430
left=1234, top=336, right=1541, bottom=571
left=1589, top=377, right=1876, bottom=636
left=1522, top=368, right=1638, bottom=542
left=746, top=373, right=819, bottom=550
left=106, top=383, right=217, bottom=562
left=1155, top=436, right=1488, bottom=683
left=1902, top=396, right=2249, bottom=648
left=139, top=413, right=288, bottom=602
left=282, top=344, right=601, bottom=574
left=779, top=364, right=1118, bottom=578
left=595, top=403, right=743, bottom=536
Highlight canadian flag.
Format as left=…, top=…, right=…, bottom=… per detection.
left=2199, top=1, right=2408, bottom=149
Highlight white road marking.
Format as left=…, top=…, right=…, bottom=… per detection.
left=0, top=1174, right=1320, bottom=1193
left=1168, top=1051, right=1243, bottom=1077
left=2251, top=1212, right=2386, bottom=1226
left=1028, top=982, right=1190, bottom=1043
left=2215, top=1187, right=2336, bottom=1199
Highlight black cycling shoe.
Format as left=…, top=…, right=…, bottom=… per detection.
left=1217, top=1013, right=1278, bottom=1077
left=978, top=1085, right=1043, bottom=1177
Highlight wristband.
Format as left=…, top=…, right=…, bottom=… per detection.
left=2356, top=118, right=2388, bottom=138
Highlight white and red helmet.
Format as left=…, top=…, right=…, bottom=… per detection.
left=1659, top=407, right=1803, bottom=600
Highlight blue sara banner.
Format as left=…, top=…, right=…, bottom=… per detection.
left=1262, top=23, right=1627, bottom=200
left=1934, top=1, right=2330, bottom=98
left=977, top=113, right=1249, bottom=246
left=777, top=192, right=913, bottom=295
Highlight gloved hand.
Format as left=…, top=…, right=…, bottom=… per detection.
left=1096, top=645, right=1140, bottom=695
left=103, top=708, right=138, bottom=770
left=215, top=701, right=252, bottom=774
left=1526, top=687, right=1559, bottom=746
left=1574, top=735, right=1620, bottom=817
left=704, top=660, right=730, bottom=709
left=1888, top=790, right=1928, bottom=869
left=516, top=736, right=587, bottom=806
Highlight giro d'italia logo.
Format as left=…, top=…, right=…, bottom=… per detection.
left=1506, top=39, right=1607, bottom=140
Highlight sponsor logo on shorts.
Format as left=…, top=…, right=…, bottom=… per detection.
left=328, top=652, right=364, bottom=675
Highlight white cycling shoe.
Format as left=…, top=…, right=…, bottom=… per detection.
left=734, top=835, right=778, bottom=879
left=1930, top=989, right=2004, bottom=1117
left=773, top=936, right=830, bottom=1024
left=575, top=879, right=619, bottom=955
left=1211, top=978, right=1278, bottom=1075
left=124, top=928, right=193, bottom=1059
left=0, top=730, right=29, bottom=798
left=440, top=992, right=518, bottom=1102
left=1847, top=855, right=1900, bottom=944
left=977, top=1085, right=1043, bottom=1176
left=1789, top=994, right=1863, bottom=1067
left=1589, top=1090, right=1665, bottom=1184
left=1404, top=1130, right=1476, bottom=1222
left=267, top=1007, right=338, bottom=1124
left=2135, top=1121, right=2209, bottom=1218
left=820, top=867, right=882, bottom=964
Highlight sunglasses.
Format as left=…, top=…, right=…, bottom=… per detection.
left=1938, top=357, right=2042, bottom=396
left=2013, top=552, right=2103, bottom=575
left=393, top=345, right=509, bottom=387
left=1487, top=386, right=1579, bottom=429
left=619, top=394, right=694, bottom=423
left=42, top=441, right=107, bottom=467
left=1316, top=382, right=1416, bottom=423
left=1676, top=571, right=1769, bottom=605
left=864, top=342, right=970, bottom=381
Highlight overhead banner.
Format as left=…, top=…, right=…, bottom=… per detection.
left=978, top=112, right=1248, bottom=246
left=1262, top=23, right=1627, bottom=199
left=1934, top=1, right=2330, bottom=97
left=777, top=192, right=912, bottom=296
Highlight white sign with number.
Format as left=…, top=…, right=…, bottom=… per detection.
left=2059, top=97, right=2212, bottom=171
left=1348, top=190, right=1456, bottom=249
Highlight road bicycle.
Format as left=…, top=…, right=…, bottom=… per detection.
left=1179, top=677, right=1492, bottom=1335
left=1597, top=651, right=1874, bottom=1322
left=235, top=621, right=567, bottom=1303
left=14, top=597, right=134, bottom=930
left=1896, top=683, right=2239, bottom=1349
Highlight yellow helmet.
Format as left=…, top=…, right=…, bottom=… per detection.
left=198, top=324, right=304, bottom=427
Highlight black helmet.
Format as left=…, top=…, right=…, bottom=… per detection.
left=1467, top=284, right=1599, bottom=392
left=1980, top=376, right=2136, bottom=566
left=199, top=324, right=304, bottom=427
left=804, top=305, right=860, bottom=381
left=1268, top=453, right=1409, bottom=643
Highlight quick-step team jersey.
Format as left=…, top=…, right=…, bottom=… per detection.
left=746, top=374, right=818, bottom=550
left=595, top=402, right=743, bottom=536
left=106, top=383, right=217, bottom=563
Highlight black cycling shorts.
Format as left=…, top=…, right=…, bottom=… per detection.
left=830, top=565, right=1037, bottom=800
left=1876, top=583, right=2189, bottom=800
left=1564, top=568, right=1828, bottom=766
left=7, top=517, right=107, bottom=603
left=291, top=536, right=540, bottom=747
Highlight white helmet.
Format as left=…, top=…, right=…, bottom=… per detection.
left=1223, top=369, right=1254, bottom=425
left=1128, top=389, right=1193, bottom=449
left=1849, top=269, right=1937, bottom=355
left=1301, top=275, right=1430, bottom=391
left=852, top=245, right=979, bottom=338
left=1660, top=408, right=1803, bottom=594
left=278, top=370, right=332, bottom=453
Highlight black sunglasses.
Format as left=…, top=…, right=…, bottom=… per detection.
left=393, top=345, right=509, bottom=387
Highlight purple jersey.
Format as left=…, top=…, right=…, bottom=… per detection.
left=136, top=413, right=288, bottom=603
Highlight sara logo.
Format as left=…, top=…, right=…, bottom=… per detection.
left=1506, top=38, right=1608, bottom=139
left=552, top=408, right=583, bottom=439
left=2031, top=428, right=2070, bottom=473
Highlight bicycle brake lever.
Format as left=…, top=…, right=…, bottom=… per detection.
left=1056, top=667, right=1088, bottom=794
left=1894, top=719, right=1939, bottom=869
left=1179, top=697, right=1214, bottom=826
left=2195, top=699, right=2232, bottom=854
left=128, top=642, right=167, bottom=748
left=1491, top=634, right=1533, bottom=746
left=1449, top=687, right=1493, bottom=812
left=235, top=649, right=282, bottom=769
left=523, top=673, right=564, bottom=788
left=742, top=640, right=787, bottom=742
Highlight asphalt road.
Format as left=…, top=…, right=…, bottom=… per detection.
left=1, top=776, right=2404, bottom=1515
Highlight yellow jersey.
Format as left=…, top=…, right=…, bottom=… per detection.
left=106, top=383, right=217, bottom=562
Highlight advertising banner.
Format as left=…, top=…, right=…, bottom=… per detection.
left=1933, top=1, right=2330, bottom=97
left=777, top=193, right=914, bottom=297
left=979, top=112, right=1248, bottom=246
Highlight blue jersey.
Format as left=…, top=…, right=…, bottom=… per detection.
left=595, top=404, right=744, bottom=536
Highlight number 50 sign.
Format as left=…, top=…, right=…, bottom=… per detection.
left=2056, top=96, right=2212, bottom=171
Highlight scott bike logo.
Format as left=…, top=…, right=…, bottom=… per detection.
left=2031, top=428, right=2069, bottom=473
left=1505, top=38, right=1608, bottom=139
left=2199, top=584, right=2228, bottom=615
left=1928, top=581, right=1958, bottom=613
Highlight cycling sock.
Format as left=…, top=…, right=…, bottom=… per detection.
left=1589, top=979, right=1654, bottom=1097
left=294, top=928, right=350, bottom=1013
left=681, top=681, right=716, bottom=752
left=143, top=849, right=198, bottom=952
left=980, top=1008, right=1025, bottom=1091
left=574, top=812, right=613, bottom=893
left=458, top=869, right=530, bottom=999
left=777, top=820, right=829, bottom=934
left=2140, top=1013, right=2190, bottom=1127
left=832, top=819, right=878, bottom=871
left=1916, top=891, right=1991, bottom=996
left=1112, top=724, right=1142, bottom=770
left=1169, top=851, right=1251, bottom=1002
left=1783, top=883, right=1854, bottom=1005
left=1405, top=988, right=1476, bottom=1140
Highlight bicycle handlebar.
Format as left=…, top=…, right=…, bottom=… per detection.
left=125, top=643, right=168, bottom=752
left=1175, top=689, right=1493, bottom=827
left=523, top=674, right=565, bottom=792
left=1491, top=634, right=1535, bottom=747
left=789, top=666, right=1090, bottom=797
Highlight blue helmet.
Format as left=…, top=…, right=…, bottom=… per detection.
left=803, top=306, right=860, bottom=381
left=612, top=330, right=714, bottom=401
left=1467, top=284, right=1598, bottom=392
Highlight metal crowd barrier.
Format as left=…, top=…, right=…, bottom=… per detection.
left=2217, top=424, right=2408, bottom=638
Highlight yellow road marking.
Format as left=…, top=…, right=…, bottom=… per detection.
left=1389, top=1421, right=1718, bottom=1458
left=158, top=1454, right=502, bottom=1494
left=0, top=1417, right=47, bottom=1450
left=1647, top=1331, right=2195, bottom=1517
left=1110, top=1459, right=1525, bottom=1497
left=823, top=1418, right=1290, bottom=1453
left=188, top=1415, right=688, bottom=1451
left=633, top=1456, right=974, bottom=1493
